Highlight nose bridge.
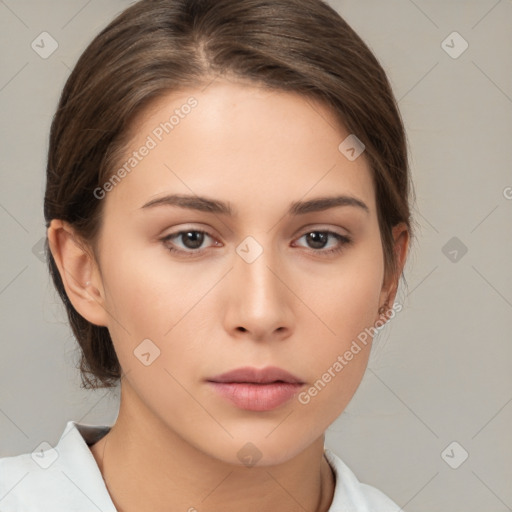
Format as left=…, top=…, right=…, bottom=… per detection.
left=235, top=234, right=281, bottom=303
left=228, top=233, right=292, bottom=334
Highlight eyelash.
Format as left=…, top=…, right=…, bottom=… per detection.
left=161, top=229, right=352, bottom=258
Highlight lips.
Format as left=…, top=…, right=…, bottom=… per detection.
left=206, top=366, right=305, bottom=411
left=207, top=366, right=304, bottom=385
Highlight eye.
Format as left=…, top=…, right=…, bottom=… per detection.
left=162, top=229, right=219, bottom=257
left=161, top=228, right=352, bottom=258
left=294, top=230, right=352, bottom=255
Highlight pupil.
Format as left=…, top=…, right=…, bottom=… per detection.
left=307, top=232, right=327, bottom=249
left=184, top=231, right=204, bottom=249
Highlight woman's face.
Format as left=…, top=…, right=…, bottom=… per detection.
left=87, top=80, right=401, bottom=465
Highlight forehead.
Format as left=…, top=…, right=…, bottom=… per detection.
left=102, top=80, right=376, bottom=218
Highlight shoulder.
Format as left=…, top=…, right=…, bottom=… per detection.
left=0, top=421, right=116, bottom=512
left=324, top=448, right=401, bottom=512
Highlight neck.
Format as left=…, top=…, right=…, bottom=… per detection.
left=90, top=382, right=335, bottom=512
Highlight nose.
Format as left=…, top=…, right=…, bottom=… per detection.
left=223, top=239, right=294, bottom=342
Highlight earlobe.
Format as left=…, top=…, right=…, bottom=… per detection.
left=47, top=219, right=109, bottom=327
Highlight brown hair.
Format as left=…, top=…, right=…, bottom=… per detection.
left=44, top=0, right=415, bottom=389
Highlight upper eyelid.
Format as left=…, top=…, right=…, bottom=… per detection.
left=163, top=222, right=350, bottom=236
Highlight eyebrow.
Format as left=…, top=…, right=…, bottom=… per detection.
left=140, top=193, right=370, bottom=216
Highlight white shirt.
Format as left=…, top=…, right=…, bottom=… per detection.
left=0, top=421, right=400, bottom=511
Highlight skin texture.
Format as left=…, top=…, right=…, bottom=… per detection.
left=48, top=79, right=409, bottom=512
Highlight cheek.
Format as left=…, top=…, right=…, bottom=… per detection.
left=299, top=238, right=384, bottom=344
left=294, top=239, right=384, bottom=411
left=296, top=345, right=370, bottom=432
left=100, top=243, right=225, bottom=374
left=300, top=273, right=379, bottom=377
left=100, top=241, right=196, bottom=331
left=100, top=248, right=203, bottom=402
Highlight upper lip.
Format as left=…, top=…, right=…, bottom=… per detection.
left=207, top=366, right=304, bottom=384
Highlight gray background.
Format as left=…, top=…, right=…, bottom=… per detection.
left=1, top=1, right=511, bottom=510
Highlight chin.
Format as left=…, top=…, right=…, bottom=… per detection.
left=214, top=432, right=316, bottom=468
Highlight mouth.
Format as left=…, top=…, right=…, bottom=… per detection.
left=206, top=366, right=305, bottom=411
left=207, top=366, right=304, bottom=385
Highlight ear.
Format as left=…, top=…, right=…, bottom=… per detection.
left=376, top=222, right=409, bottom=323
left=47, top=219, right=109, bottom=327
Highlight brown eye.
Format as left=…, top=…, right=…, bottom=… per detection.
left=162, top=230, right=217, bottom=256
left=295, top=230, right=352, bottom=255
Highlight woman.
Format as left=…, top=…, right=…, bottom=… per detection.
left=0, top=0, right=413, bottom=510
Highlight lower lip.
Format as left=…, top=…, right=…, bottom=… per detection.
left=207, top=382, right=304, bottom=411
